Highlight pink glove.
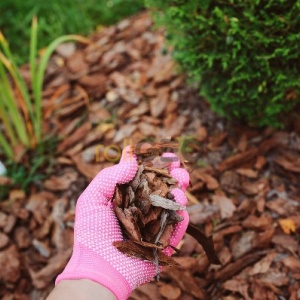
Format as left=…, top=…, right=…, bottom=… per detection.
left=56, top=147, right=190, bottom=300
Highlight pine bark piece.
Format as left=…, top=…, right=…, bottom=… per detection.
left=113, top=148, right=182, bottom=268
left=113, top=240, right=178, bottom=267
left=115, top=207, right=142, bottom=243
left=113, top=143, right=220, bottom=271
left=149, top=194, right=185, bottom=211
left=186, top=223, right=221, bottom=265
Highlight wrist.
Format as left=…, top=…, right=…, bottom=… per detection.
left=48, top=279, right=116, bottom=300
left=56, top=242, right=132, bottom=300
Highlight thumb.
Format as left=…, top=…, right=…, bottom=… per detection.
left=79, top=146, right=138, bottom=205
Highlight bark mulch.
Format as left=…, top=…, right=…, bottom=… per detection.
left=0, top=11, right=300, bottom=300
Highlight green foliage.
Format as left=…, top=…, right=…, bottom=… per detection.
left=0, top=18, right=88, bottom=160
left=0, top=0, right=144, bottom=64
left=145, top=0, right=300, bottom=127
left=0, top=136, right=57, bottom=200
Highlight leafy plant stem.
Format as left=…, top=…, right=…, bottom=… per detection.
left=34, top=34, right=89, bottom=140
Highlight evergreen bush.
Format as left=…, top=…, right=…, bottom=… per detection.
left=145, top=0, right=300, bottom=127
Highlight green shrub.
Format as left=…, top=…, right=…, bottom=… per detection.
left=145, top=0, right=300, bottom=127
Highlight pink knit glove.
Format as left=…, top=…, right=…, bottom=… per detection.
left=56, top=148, right=190, bottom=300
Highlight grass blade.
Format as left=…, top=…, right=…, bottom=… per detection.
left=0, top=131, right=14, bottom=159
left=30, top=16, right=38, bottom=123
left=34, top=34, right=90, bottom=140
left=0, top=31, right=35, bottom=129
left=30, top=16, right=38, bottom=81
left=0, top=81, right=18, bottom=146
left=0, top=56, right=29, bottom=146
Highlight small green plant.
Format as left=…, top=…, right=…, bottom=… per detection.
left=0, top=17, right=89, bottom=160
left=0, top=136, right=58, bottom=200
left=145, top=0, right=300, bottom=127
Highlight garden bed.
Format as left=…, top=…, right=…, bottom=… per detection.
left=0, top=12, right=300, bottom=300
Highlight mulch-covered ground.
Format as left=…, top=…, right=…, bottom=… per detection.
left=0, top=12, right=300, bottom=300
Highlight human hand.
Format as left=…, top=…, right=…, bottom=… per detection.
left=55, top=147, right=190, bottom=300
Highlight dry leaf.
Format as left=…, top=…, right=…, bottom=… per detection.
left=278, top=218, right=296, bottom=234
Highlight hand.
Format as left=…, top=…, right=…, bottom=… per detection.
left=55, top=147, right=190, bottom=300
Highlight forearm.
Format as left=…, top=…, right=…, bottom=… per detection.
left=46, top=279, right=116, bottom=300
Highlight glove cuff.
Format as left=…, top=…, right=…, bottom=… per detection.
left=55, top=242, right=131, bottom=300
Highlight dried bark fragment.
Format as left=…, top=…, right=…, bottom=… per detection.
left=0, top=245, right=20, bottom=283
left=0, top=232, right=9, bottom=249
left=113, top=149, right=182, bottom=269
left=113, top=145, right=220, bottom=276
left=210, top=252, right=265, bottom=281
left=149, top=194, right=185, bottom=211
left=113, top=240, right=177, bottom=267
left=186, top=223, right=221, bottom=265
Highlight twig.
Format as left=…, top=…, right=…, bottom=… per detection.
left=154, top=210, right=169, bottom=244
left=153, top=209, right=169, bottom=280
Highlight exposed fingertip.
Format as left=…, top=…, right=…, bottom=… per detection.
left=170, top=168, right=190, bottom=191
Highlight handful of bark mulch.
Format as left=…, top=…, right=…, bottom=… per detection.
left=113, top=143, right=221, bottom=276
